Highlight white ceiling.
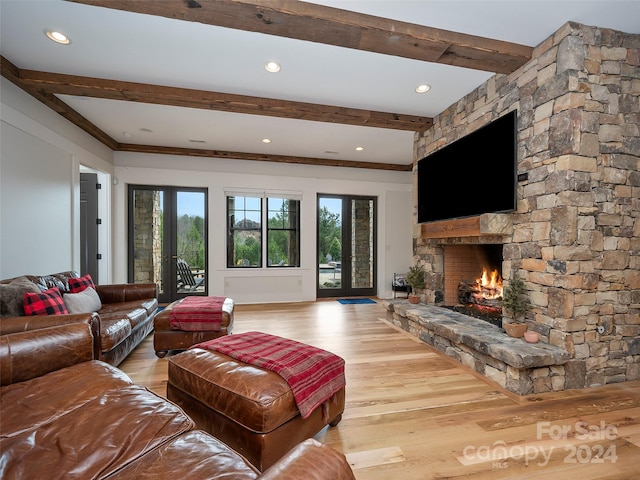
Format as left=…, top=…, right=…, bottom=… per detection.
left=1, top=0, right=638, bottom=167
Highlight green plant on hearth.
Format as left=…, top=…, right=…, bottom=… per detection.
left=502, top=276, right=531, bottom=324
left=406, top=264, right=426, bottom=293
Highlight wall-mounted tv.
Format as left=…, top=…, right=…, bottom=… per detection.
left=417, top=110, right=517, bottom=223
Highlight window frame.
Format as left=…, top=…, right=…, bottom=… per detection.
left=226, top=195, right=262, bottom=268
left=266, top=197, right=301, bottom=268
left=226, top=191, right=301, bottom=269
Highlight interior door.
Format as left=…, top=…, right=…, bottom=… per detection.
left=128, top=186, right=207, bottom=303
left=80, top=172, right=100, bottom=281
left=317, top=194, right=376, bottom=298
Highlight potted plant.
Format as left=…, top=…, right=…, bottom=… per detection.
left=501, top=276, right=530, bottom=337
left=406, top=264, right=426, bottom=304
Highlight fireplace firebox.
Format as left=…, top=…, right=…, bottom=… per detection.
left=443, top=244, right=503, bottom=306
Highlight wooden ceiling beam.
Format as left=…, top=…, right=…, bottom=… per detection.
left=118, top=143, right=413, bottom=171
left=1, top=57, right=118, bottom=149
left=17, top=69, right=432, bottom=132
left=69, top=0, right=532, bottom=74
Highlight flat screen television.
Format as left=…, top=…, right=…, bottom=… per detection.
left=417, top=110, right=517, bottom=223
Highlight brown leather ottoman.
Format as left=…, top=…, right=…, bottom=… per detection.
left=153, top=297, right=234, bottom=358
left=167, top=346, right=345, bottom=471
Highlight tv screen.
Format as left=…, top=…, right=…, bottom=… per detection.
left=417, top=110, right=517, bottom=223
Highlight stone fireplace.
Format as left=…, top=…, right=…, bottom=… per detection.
left=387, top=22, right=639, bottom=395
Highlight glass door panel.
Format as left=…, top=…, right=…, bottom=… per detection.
left=130, top=187, right=165, bottom=297
left=350, top=198, right=374, bottom=290
left=318, top=197, right=343, bottom=293
left=175, top=191, right=206, bottom=294
left=317, top=195, right=376, bottom=298
left=129, top=186, right=207, bottom=303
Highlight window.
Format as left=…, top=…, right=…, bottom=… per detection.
left=227, top=196, right=262, bottom=267
left=227, top=193, right=301, bottom=268
left=267, top=198, right=300, bottom=267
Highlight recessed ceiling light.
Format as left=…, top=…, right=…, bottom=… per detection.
left=265, top=61, right=281, bottom=73
left=355, top=146, right=365, bottom=151
left=415, top=84, right=431, bottom=94
left=122, top=132, right=133, bottom=138
left=44, top=30, right=71, bottom=45
left=262, top=138, right=272, bottom=144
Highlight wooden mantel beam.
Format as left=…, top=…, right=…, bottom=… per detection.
left=415, top=214, right=513, bottom=239
left=16, top=69, right=432, bottom=132
left=68, top=0, right=533, bottom=74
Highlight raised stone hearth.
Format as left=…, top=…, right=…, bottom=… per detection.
left=384, top=299, right=571, bottom=395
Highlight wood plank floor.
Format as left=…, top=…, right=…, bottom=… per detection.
left=119, top=300, right=640, bottom=479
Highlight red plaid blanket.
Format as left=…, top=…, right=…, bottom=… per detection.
left=169, top=296, right=226, bottom=331
left=193, top=332, right=345, bottom=419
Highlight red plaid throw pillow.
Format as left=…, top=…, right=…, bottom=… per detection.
left=23, top=287, right=69, bottom=316
left=68, top=274, right=95, bottom=293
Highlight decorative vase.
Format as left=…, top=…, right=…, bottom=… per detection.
left=524, top=331, right=539, bottom=343
left=408, top=294, right=420, bottom=304
left=504, top=322, right=527, bottom=338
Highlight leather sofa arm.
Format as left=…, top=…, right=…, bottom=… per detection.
left=0, top=318, right=98, bottom=386
left=0, top=314, right=101, bottom=362
left=259, top=439, right=355, bottom=480
left=96, top=283, right=158, bottom=304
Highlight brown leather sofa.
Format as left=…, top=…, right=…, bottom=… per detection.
left=0, top=271, right=157, bottom=366
left=0, top=317, right=356, bottom=479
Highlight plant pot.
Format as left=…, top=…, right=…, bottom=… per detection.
left=408, top=294, right=420, bottom=304
left=524, top=331, right=539, bottom=343
left=504, top=322, right=527, bottom=338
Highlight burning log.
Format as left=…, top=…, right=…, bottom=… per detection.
left=458, top=280, right=502, bottom=308
left=458, top=267, right=503, bottom=311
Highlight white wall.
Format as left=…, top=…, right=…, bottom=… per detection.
left=0, top=78, right=114, bottom=280
left=1, top=121, right=74, bottom=276
left=384, top=189, right=415, bottom=287
left=114, top=153, right=413, bottom=303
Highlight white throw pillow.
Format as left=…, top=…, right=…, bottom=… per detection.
left=63, top=286, right=102, bottom=314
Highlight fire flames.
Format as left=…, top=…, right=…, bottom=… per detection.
left=475, top=268, right=503, bottom=300
left=457, top=266, right=503, bottom=310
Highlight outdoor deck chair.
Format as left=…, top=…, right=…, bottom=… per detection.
left=176, top=258, right=205, bottom=292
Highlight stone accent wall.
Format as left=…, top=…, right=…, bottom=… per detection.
left=352, top=198, right=374, bottom=288
left=413, top=22, right=639, bottom=392
left=133, top=190, right=162, bottom=287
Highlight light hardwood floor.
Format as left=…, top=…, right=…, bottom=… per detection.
left=119, top=300, right=640, bottom=479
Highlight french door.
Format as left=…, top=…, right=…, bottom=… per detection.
left=317, top=194, right=376, bottom=298
left=128, top=185, right=208, bottom=304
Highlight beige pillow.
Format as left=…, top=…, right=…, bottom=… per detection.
left=63, top=286, right=102, bottom=314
